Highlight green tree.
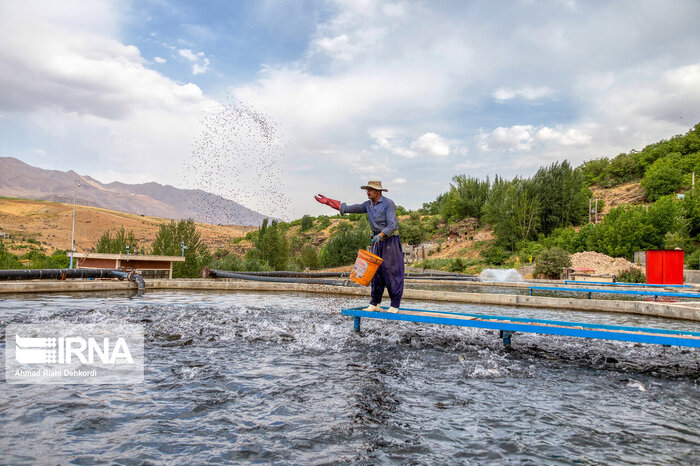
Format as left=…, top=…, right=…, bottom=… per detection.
left=579, top=157, right=610, bottom=185
left=151, top=219, right=211, bottom=278
left=605, top=152, right=639, bottom=185
left=579, top=205, right=656, bottom=260
left=484, top=177, right=541, bottom=250
left=49, top=250, right=69, bottom=268
left=399, top=212, right=426, bottom=245
left=440, top=175, right=490, bottom=222
left=254, top=219, right=289, bottom=271
left=95, top=226, right=138, bottom=254
left=300, top=215, right=314, bottom=232
left=530, top=160, right=590, bottom=235
left=243, top=248, right=273, bottom=271
left=211, top=253, right=245, bottom=271
left=534, top=247, right=571, bottom=279
left=320, top=218, right=371, bottom=267
left=300, top=245, right=320, bottom=269
left=0, top=240, right=23, bottom=269
left=641, top=153, right=684, bottom=201
left=680, top=189, right=700, bottom=237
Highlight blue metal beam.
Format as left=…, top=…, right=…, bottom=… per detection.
left=341, top=307, right=700, bottom=348
left=529, top=286, right=700, bottom=300
left=563, top=280, right=691, bottom=288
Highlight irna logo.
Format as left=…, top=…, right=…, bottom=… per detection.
left=15, top=334, right=134, bottom=364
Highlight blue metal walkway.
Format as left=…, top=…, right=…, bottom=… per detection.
left=341, top=307, right=700, bottom=348
left=528, top=286, right=700, bottom=301
left=563, top=280, right=691, bottom=288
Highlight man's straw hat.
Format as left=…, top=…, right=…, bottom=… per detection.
left=360, top=180, right=388, bottom=192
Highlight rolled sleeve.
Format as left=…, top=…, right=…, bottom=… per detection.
left=381, top=200, right=398, bottom=236
left=340, top=201, right=368, bottom=215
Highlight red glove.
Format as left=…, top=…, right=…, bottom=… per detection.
left=314, top=194, right=341, bottom=210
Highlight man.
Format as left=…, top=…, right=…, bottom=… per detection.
left=315, top=180, right=404, bottom=313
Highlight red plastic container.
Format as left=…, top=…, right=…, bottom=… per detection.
left=645, top=250, right=684, bottom=285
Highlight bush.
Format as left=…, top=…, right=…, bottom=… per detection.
left=579, top=157, right=610, bottom=185
left=300, top=245, right=320, bottom=269
left=448, top=258, right=466, bottom=273
left=534, top=247, right=571, bottom=279
left=300, top=215, right=314, bottom=232
left=516, top=241, right=544, bottom=264
left=616, top=267, right=646, bottom=283
left=439, top=175, right=490, bottom=222
left=316, top=216, right=331, bottom=229
left=415, top=257, right=476, bottom=273
left=685, top=248, right=700, bottom=270
left=151, top=219, right=211, bottom=278
left=211, top=254, right=244, bottom=271
left=254, top=219, right=289, bottom=271
left=481, top=244, right=508, bottom=265
left=287, top=257, right=305, bottom=272
left=399, top=217, right=426, bottom=245
left=49, top=250, right=69, bottom=269
left=243, top=249, right=272, bottom=271
left=641, top=154, right=684, bottom=201
left=320, top=219, right=371, bottom=267
left=95, top=226, right=138, bottom=254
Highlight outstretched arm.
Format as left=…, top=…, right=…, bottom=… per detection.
left=339, top=201, right=368, bottom=215
left=314, top=194, right=341, bottom=210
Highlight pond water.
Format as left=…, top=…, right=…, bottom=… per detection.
left=1, top=290, right=699, bottom=464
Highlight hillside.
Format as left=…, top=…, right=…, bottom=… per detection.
left=589, top=182, right=647, bottom=216
left=0, top=197, right=255, bottom=255
left=0, top=157, right=272, bottom=226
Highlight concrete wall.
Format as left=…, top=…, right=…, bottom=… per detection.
left=684, top=269, right=700, bottom=284
left=2, top=278, right=699, bottom=322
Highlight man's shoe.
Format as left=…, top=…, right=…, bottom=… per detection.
left=362, top=304, right=381, bottom=312
left=387, top=307, right=400, bottom=313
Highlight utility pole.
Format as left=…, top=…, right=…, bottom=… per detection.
left=69, top=180, right=81, bottom=269
left=595, top=198, right=598, bottom=224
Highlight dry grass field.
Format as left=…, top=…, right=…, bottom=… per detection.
left=0, top=197, right=255, bottom=255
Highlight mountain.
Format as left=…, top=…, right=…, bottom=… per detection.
left=0, top=157, right=271, bottom=226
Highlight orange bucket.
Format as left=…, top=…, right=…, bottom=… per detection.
left=350, top=249, right=383, bottom=286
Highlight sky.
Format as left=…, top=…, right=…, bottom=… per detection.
left=1, top=0, right=700, bottom=220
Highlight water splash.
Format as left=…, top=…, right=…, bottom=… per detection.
left=479, top=268, right=523, bottom=282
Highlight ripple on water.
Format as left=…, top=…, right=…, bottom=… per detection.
left=0, top=290, right=699, bottom=464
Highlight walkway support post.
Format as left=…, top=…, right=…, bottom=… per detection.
left=499, top=330, right=514, bottom=347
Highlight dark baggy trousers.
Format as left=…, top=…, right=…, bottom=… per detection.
left=369, top=235, right=405, bottom=308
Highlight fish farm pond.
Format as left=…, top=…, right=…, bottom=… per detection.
left=1, top=290, right=699, bottom=464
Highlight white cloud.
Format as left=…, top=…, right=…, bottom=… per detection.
left=479, top=125, right=535, bottom=152
left=154, top=56, right=166, bottom=64
left=0, top=0, right=225, bottom=204
left=476, top=123, right=592, bottom=167
left=392, top=177, right=407, bottom=184
left=179, top=48, right=198, bottom=61
left=0, top=2, right=205, bottom=119
left=535, top=126, right=591, bottom=145
left=314, top=34, right=351, bottom=59
left=370, top=128, right=416, bottom=158
left=3, top=0, right=700, bottom=218
left=410, top=132, right=450, bottom=157
left=369, top=130, right=452, bottom=158
left=192, top=59, right=210, bottom=75
left=178, top=48, right=210, bottom=74
left=492, top=86, right=555, bottom=102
